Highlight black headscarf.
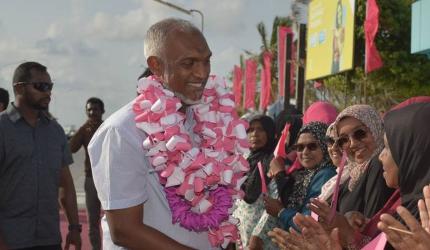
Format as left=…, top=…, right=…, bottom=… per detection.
left=279, top=121, right=334, bottom=208
left=384, top=102, right=430, bottom=218
left=242, top=115, right=276, bottom=204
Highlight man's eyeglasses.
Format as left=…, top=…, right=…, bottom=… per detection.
left=336, top=128, right=368, bottom=149
left=292, top=142, right=320, bottom=152
left=14, top=82, right=54, bottom=92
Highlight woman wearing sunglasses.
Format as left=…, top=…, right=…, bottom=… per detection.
left=318, top=123, right=354, bottom=202
left=271, top=103, right=430, bottom=250
left=234, top=115, right=280, bottom=249
left=306, top=105, right=395, bottom=246
left=263, top=121, right=336, bottom=231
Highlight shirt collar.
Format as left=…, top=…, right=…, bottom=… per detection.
left=6, top=102, right=53, bottom=124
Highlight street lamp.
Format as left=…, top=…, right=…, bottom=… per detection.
left=153, top=0, right=204, bottom=32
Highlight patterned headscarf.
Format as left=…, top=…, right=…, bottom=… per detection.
left=284, top=121, right=333, bottom=208
left=334, top=105, right=384, bottom=191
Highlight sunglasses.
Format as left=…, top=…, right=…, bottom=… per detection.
left=336, top=128, right=368, bottom=149
left=292, top=142, right=319, bottom=152
left=14, top=82, right=54, bottom=92
left=325, top=136, right=336, bottom=147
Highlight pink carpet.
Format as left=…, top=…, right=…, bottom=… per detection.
left=60, top=209, right=93, bottom=250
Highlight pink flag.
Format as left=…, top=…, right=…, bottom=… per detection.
left=257, top=162, right=268, bottom=194
left=260, top=51, right=272, bottom=110
left=278, top=27, right=294, bottom=97
left=329, top=151, right=348, bottom=223
left=361, top=233, right=387, bottom=250
left=365, top=0, right=383, bottom=73
left=274, top=123, right=291, bottom=158
left=244, top=59, right=257, bottom=109
left=233, top=65, right=243, bottom=106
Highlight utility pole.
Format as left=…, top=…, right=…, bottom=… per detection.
left=153, top=0, right=204, bottom=32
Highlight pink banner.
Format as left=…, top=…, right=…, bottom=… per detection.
left=278, top=26, right=295, bottom=96
left=244, top=59, right=257, bottom=109
left=259, top=51, right=272, bottom=110
left=233, top=65, right=243, bottom=106
left=365, top=0, right=383, bottom=73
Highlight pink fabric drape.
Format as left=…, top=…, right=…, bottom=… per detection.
left=259, top=51, right=272, bottom=110
left=277, top=27, right=294, bottom=97
left=365, top=0, right=383, bottom=73
left=233, top=65, right=243, bottom=107
left=244, top=59, right=257, bottom=109
left=302, top=101, right=338, bottom=125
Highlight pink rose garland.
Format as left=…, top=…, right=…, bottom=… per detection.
left=133, top=75, right=250, bottom=248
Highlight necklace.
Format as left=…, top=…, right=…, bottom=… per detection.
left=133, top=75, right=250, bottom=248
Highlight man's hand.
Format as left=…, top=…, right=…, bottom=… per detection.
left=65, top=230, right=82, bottom=250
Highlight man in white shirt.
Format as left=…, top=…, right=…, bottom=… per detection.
left=88, top=18, right=213, bottom=249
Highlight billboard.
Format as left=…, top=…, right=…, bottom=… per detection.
left=306, top=0, right=356, bottom=80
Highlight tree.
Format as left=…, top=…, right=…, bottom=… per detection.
left=307, top=0, right=430, bottom=111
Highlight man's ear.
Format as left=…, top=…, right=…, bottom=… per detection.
left=147, top=56, right=163, bottom=77
left=13, top=84, right=25, bottom=96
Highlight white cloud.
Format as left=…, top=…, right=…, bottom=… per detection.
left=0, top=0, right=293, bottom=127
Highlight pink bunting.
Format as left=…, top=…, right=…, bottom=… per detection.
left=259, top=51, right=272, bottom=110
left=233, top=65, right=243, bottom=107
left=244, top=59, right=257, bottom=109
left=365, top=0, right=383, bottom=73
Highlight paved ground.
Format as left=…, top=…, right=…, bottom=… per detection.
left=69, top=148, right=87, bottom=209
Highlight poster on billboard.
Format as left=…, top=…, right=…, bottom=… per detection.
left=306, top=0, right=356, bottom=80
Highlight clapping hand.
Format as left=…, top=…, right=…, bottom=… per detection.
left=377, top=185, right=430, bottom=250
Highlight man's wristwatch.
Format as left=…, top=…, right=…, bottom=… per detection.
left=68, top=224, right=82, bottom=233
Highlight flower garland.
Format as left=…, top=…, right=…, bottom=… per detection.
left=133, top=75, right=250, bottom=248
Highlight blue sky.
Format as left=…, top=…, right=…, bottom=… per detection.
left=0, top=0, right=292, bottom=127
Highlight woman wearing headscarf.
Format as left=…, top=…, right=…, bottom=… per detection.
left=374, top=103, right=430, bottom=248
left=332, top=105, right=395, bottom=217
left=272, top=101, right=337, bottom=177
left=318, top=123, right=353, bottom=202
left=263, top=121, right=336, bottom=230
left=307, top=105, right=395, bottom=248
left=233, top=115, right=279, bottom=249
left=279, top=103, right=430, bottom=249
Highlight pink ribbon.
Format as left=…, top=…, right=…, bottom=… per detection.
left=257, top=162, right=268, bottom=194
left=329, top=151, right=348, bottom=223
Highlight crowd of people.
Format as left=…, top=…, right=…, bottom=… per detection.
left=1, top=17, right=430, bottom=250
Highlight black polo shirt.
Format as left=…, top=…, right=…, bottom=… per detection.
left=0, top=104, right=73, bottom=249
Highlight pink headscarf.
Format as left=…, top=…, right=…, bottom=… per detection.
left=303, top=101, right=338, bottom=125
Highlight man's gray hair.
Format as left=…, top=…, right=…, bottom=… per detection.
left=143, top=18, right=201, bottom=60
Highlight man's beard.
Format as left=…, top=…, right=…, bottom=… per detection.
left=30, top=101, right=49, bottom=111
left=174, top=91, right=202, bottom=105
